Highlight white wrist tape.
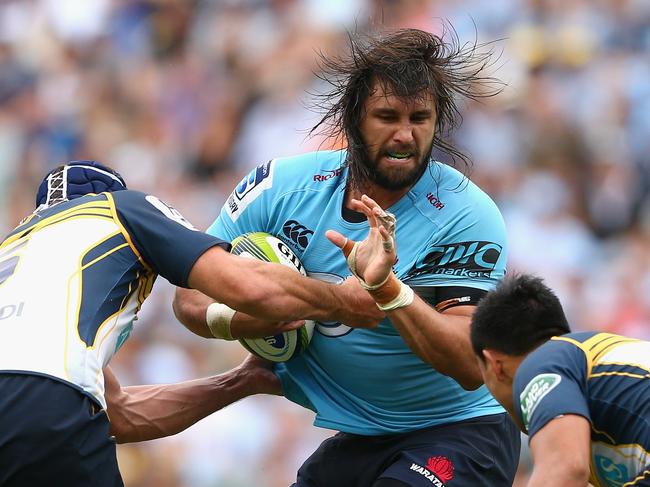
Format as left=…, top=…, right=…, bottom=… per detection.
left=376, top=281, right=415, bottom=311
left=206, top=303, right=236, bottom=340
left=358, top=272, right=391, bottom=291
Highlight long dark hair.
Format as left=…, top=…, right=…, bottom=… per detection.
left=310, top=25, right=503, bottom=192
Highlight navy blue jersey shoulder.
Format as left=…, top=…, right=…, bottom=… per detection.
left=514, top=335, right=590, bottom=437
left=111, top=190, right=229, bottom=287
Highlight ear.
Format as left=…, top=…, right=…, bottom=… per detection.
left=482, top=349, right=509, bottom=382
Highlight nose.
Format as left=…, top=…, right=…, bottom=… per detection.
left=393, top=124, right=414, bottom=145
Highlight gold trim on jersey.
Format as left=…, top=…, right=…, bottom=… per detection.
left=105, top=192, right=153, bottom=274
left=589, top=467, right=603, bottom=487
left=1, top=200, right=114, bottom=249
left=63, top=230, right=127, bottom=380
left=590, top=371, right=650, bottom=380
left=90, top=270, right=154, bottom=393
left=552, top=333, right=642, bottom=378
left=624, top=470, right=650, bottom=486
left=72, top=240, right=131, bottom=348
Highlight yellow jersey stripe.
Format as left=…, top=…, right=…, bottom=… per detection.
left=105, top=192, right=153, bottom=274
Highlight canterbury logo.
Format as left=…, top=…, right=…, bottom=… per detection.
left=282, top=220, right=313, bottom=249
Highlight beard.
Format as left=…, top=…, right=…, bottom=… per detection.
left=359, top=142, right=433, bottom=191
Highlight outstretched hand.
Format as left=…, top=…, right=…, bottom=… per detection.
left=326, top=194, right=397, bottom=287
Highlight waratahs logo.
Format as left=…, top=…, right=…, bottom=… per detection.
left=409, top=456, right=454, bottom=486
left=282, top=220, right=313, bottom=249
left=427, top=457, right=454, bottom=482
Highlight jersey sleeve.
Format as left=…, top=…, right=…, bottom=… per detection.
left=513, top=339, right=591, bottom=439
left=111, top=190, right=230, bottom=287
left=207, top=160, right=275, bottom=241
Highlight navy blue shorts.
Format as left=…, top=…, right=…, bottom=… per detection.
left=0, top=373, right=123, bottom=487
left=292, top=413, right=520, bottom=487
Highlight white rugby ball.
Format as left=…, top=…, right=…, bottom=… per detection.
left=231, top=232, right=315, bottom=362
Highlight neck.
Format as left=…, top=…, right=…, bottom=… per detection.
left=501, top=354, right=527, bottom=432
left=344, top=183, right=410, bottom=211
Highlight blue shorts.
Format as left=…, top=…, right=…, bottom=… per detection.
left=292, top=413, right=520, bottom=487
left=0, top=372, right=123, bottom=487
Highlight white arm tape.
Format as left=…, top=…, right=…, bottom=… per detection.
left=206, top=303, right=236, bottom=340
left=376, top=281, right=415, bottom=311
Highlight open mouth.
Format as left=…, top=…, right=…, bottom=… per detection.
left=385, top=151, right=414, bottom=161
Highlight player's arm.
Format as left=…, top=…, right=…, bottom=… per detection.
left=104, top=357, right=280, bottom=444
left=172, top=287, right=303, bottom=339
left=185, top=245, right=383, bottom=328
left=382, top=301, right=481, bottom=389
left=112, top=191, right=383, bottom=332
left=527, top=415, right=591, bottom=486
left=327, top=194, right=483, bottom=389
left=337, top=274, right=482, bottom=388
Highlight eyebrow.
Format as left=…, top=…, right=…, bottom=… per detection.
left=370, top=107, right=434, bottom=117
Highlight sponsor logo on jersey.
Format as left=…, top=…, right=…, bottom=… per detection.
left=227, top=160, right=274, bottom=222
left=0, top=302, right=25, bottom=321
left=409, top=456, right=454, bottom=486
left=307, top=272, right=353, bottom=337
left=313, top=168, right=343, bottom=182
left=282, top=220, right=314, bottom=249
left=520, top=373, right=561, bottom=430
left=426, top=192, right=445, bottom=210
left=408, top=241, right=502, bottom=279
left=145, top=195, right=197, bottom=230
left=594, top=455, right=630, bottom=486
left=115, top=322, right=133, bottom=352
left=593, top=443, right=648, bottom=486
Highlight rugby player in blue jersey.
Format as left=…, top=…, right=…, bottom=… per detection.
left=175, top=28, right=520, bottom=487
left=471, top=274, right=650, bottom=487
left=0, top=161, right=384, bottom=487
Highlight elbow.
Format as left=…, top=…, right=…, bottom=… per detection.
left=106, top=390, right=137, bottom=444
left=538, top=461, right=590, bottom=485
left=108, top=409, right=134, bottom=444
left=444, top=366, right=483, bottom=391
left=458, top=376, right=484, bottom=391
left=172, top=289, right=193, bottom=325
left=561, top=460, right=591, bottom=484
left=109, top=421, right=131, bottom=444
left=431, top=360, right=483, bottom=391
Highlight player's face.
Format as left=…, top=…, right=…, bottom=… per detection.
left=476, top=354, right=513, bottom=411
left=359, top=82, right=436, bottom=191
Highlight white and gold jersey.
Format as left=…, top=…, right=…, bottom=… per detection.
left=0, top=191, right=226, bottom=408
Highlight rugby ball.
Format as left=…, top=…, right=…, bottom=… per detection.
left=231, top=232, right=315, bottom=362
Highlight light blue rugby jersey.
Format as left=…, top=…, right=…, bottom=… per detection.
left=209, top=150, right=507, bottom=435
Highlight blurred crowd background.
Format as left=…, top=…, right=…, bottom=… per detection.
left=1, top=0, right=649, bottom=485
